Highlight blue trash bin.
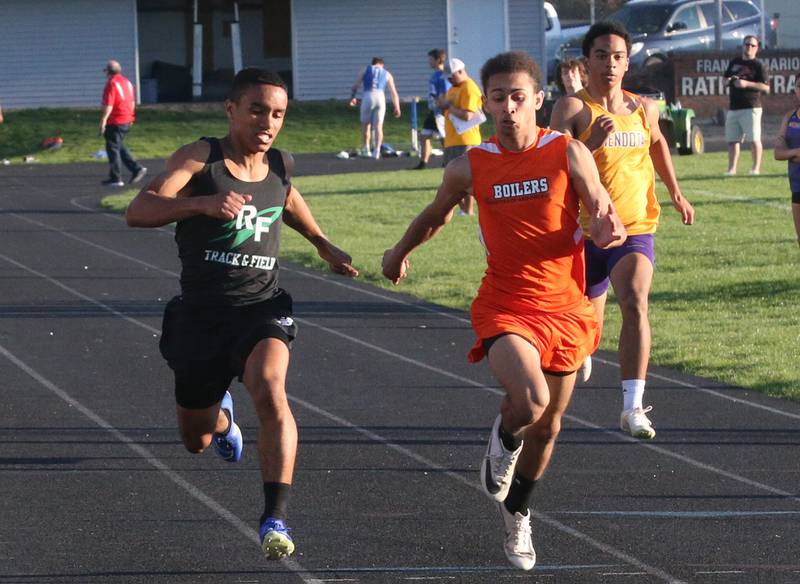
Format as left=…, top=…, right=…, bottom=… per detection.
left=140, top=78, right=158, bottom=104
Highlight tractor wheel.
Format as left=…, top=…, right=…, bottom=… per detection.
left=679, top=124, right=704, bottom=155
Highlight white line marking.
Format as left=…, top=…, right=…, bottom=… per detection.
left=1, top=218, right=685, bottom=582
left=287, top=268, right=800, bottom=423
left=66, top=196, right=800, bottom=422
left=0, top=342, right=322, bottom=584
left=555, top=511, right=800, bottom=518
left=17, top=198, right=800, bottom=572
left=292, top=316, right=800, bottom=504
left=685, top=187, right=791, bottom=212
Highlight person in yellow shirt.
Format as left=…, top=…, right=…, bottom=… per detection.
left=550, top=21, right=694, bottom=439
left=438, top=58, right=483, bottom=215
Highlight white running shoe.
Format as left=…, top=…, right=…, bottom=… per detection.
left=480, top=415, right=522, bottom=501
left=620, top=406, right=656, bottom=439
left=498, top=503, right=536, bottom=571
left=580, top=356, right=592, bottom=382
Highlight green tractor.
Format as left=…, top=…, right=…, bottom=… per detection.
left=642, top=91, right=705, bottom=155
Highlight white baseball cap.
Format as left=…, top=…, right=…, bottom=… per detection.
left=445, top=58, right=465, bottom=76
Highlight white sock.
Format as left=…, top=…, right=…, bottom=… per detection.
left=622, top=379, right=646, bottom=411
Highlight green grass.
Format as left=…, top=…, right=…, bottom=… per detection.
left=0, top=101, right=432, bottom=164
left=103, top=150, right=800, bottom=399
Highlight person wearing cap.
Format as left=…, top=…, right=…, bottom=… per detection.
left=437, top=58, right=483, bottom=215
left=100, top=59, right=147, bottom=187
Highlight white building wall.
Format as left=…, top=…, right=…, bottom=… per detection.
left=0, top=0, right=137, bottom=108
left=291, top=0, right=545, bottom=101
left=508, top=0, right=547, bottom=71
left=292, top=0, right=449, bottom=101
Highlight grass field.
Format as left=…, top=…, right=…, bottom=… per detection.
left=0, top=101, right=425, bottom=164
left=102, top=150, right=800, bottom=400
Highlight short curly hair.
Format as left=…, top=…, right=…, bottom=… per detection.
left=480, top=51, right=542, bottom=93
left=582, top=21, right=632, bottom=57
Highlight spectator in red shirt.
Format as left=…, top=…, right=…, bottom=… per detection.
left=100, top=60, right=147, bottom=187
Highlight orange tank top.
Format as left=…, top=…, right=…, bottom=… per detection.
left=468, top=129, right=586, bottom=313
left=576, top=88, right=660, bottom=236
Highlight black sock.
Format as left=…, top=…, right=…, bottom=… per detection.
left=503, top=472, right=537, bottom=515
left=218, top=409, right=231, bottom=436
left=498, top=422, right=521, bottom=451
left=260, top=482, right=292, bottom=522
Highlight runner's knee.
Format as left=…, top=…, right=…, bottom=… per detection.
left=502, top=392, right=548, bottom=429
left=530, top=414, right=562, bottom=444
left=248, top=376, right=290, bottom=418
left=617, top=292, right=648, bottom=319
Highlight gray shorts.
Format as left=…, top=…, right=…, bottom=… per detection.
left=360, top=90, right=386, bottom=126
left=725, top=108, right=762, bottom=143
left=444, top=145, right=470, bottom=166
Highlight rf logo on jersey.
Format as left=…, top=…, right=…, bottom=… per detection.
left=210, top=205, right=284, bottom=248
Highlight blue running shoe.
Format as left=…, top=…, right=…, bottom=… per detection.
left=259, top=517, right=295, bottom=559
left=211, top=391, right=243, bottom=462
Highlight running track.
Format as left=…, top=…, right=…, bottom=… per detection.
left=1, top=160, right=799, bottom=583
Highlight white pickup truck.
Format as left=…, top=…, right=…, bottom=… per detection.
left=544, top=2, right=589, bottom=81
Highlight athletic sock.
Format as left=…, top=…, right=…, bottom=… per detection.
left=217, top=408, right=231, bottom=436
left=503, top=472, right=537, bottom=515
left=498, top=421, right=521, bottom=451
left=260, top=482, right=292, bottom=522
left=622, top=379, right=646, bottom=411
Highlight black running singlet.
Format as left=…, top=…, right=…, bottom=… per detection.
left=175, top=138, right=290, bottom=306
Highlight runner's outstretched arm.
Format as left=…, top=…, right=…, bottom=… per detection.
left=387, top=74, right=401, bottom=118
left=382, top=155, right=472, bottom=284
left=644, top=98, right=695, bottom=225
left=566, top=140, right=627, bottom=249
left=283, top=185, right=359, bottom=277
left=126, top=141, right=252, bottom=227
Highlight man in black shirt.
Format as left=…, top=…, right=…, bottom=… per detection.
left=126, top=68, right=359, bottom=560
left=724, top=35, right=770, bottom=176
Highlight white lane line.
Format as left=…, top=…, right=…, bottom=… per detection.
left=288, top=393, right=684, bottom=584
left=554, top=511, right=800, bottom=518
left=286, top=268, right=800, bottom=423
left=2, top=221, right=685, bottom=582
left=67, top=195, right=800, bottom=422
left=291, top=317, right=800, bottom=508
left=17, top=201, right=800, bottom=567
left=14, top=203, right=800, bottom=499
left=685, top=187, right=791, bottom=212
left=0, top=342, right=322, bottom=584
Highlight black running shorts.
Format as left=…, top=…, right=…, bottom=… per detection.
left=159, top=289, right=298, bottom=409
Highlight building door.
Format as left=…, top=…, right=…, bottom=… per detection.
left=447, top=0, right=508, bottom=83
